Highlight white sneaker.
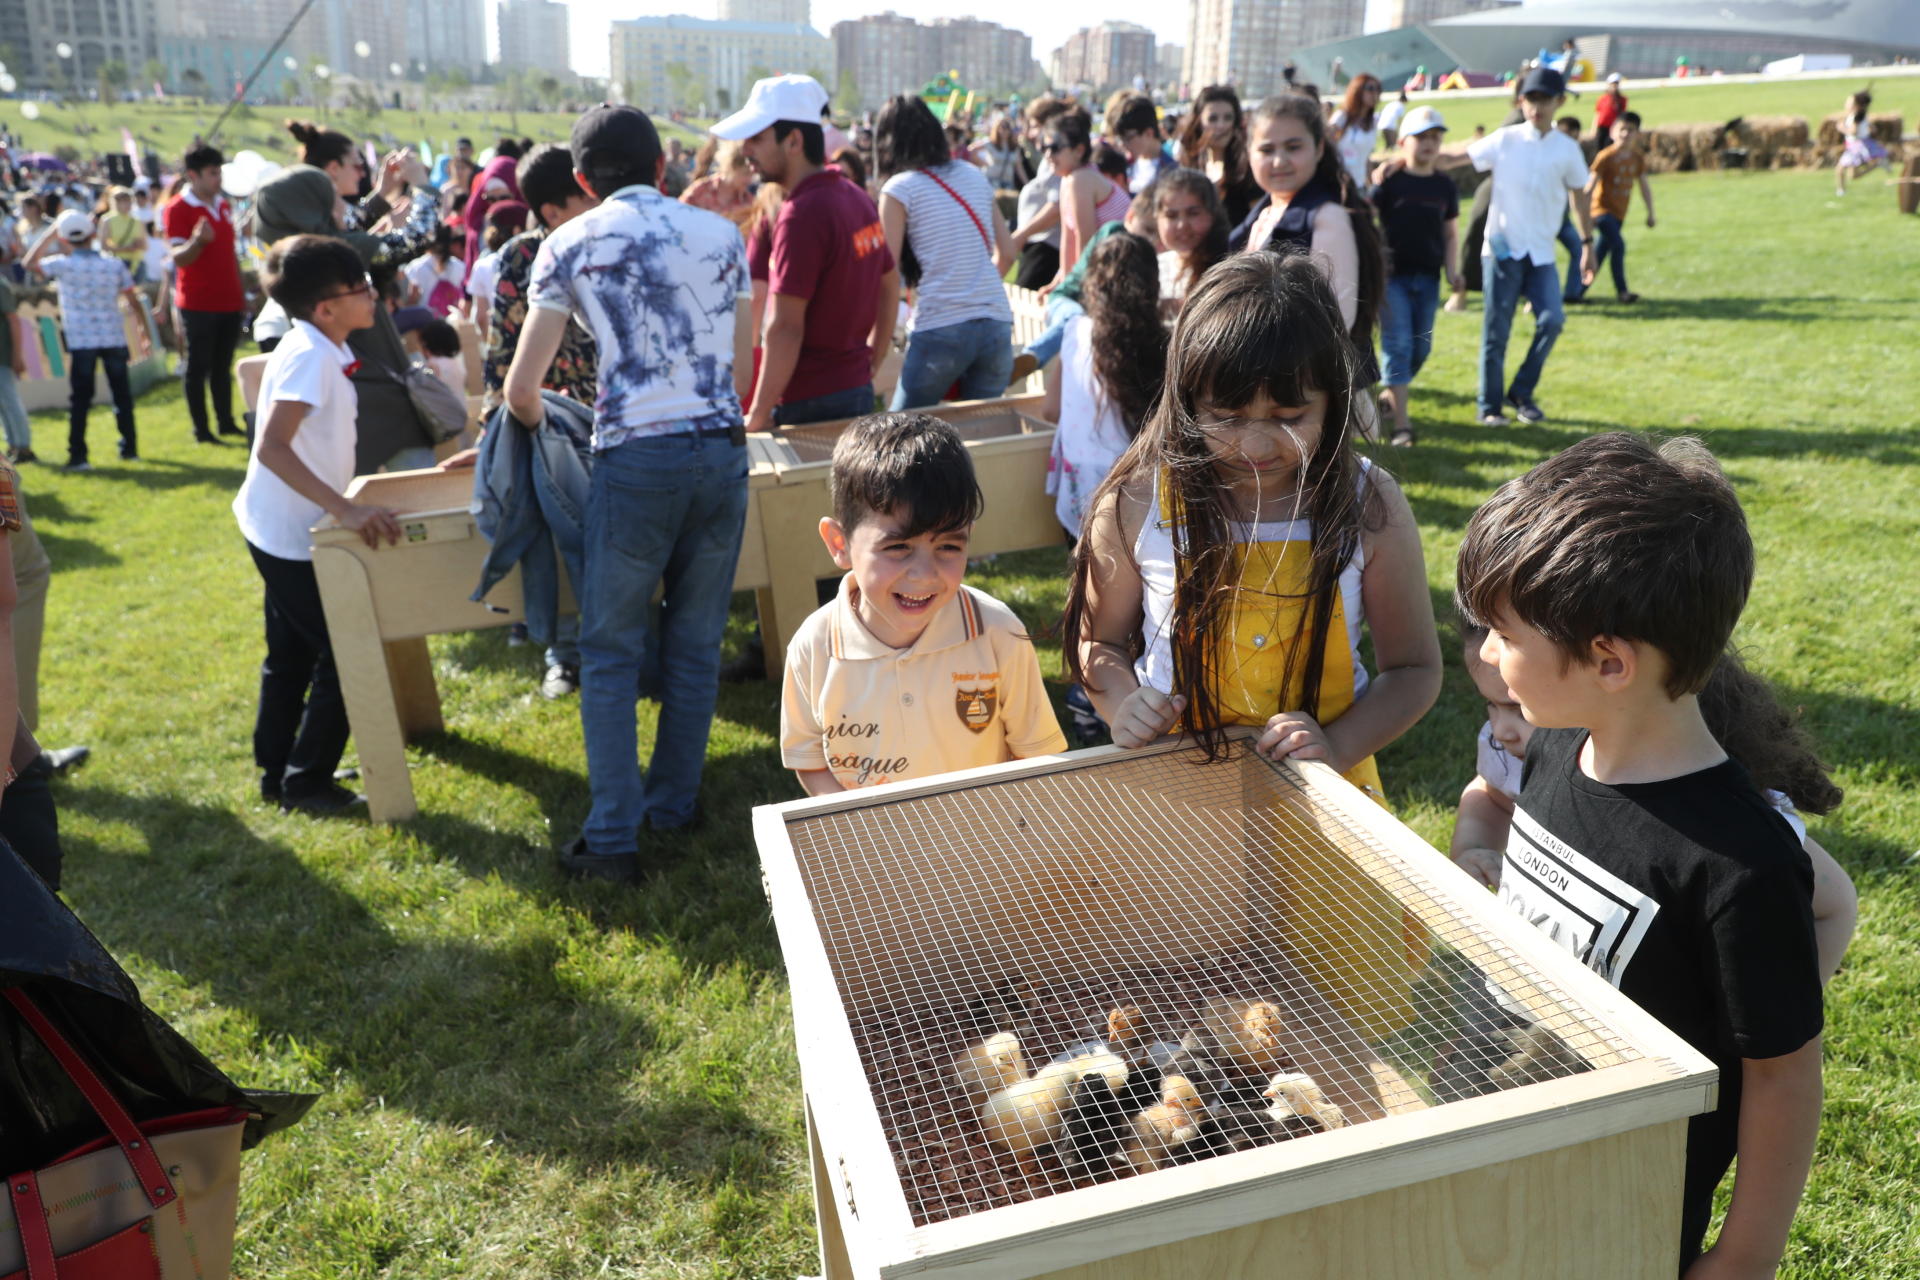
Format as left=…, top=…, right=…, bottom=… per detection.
left=1479, top=412, right=1513, bottom=427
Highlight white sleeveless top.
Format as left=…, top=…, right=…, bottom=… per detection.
left=1131, top=459, right=1373, bottom=704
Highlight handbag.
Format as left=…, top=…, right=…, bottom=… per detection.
left=0, top=988, right=251, bottom=1279
left=399, top=359, right=469, bottom=445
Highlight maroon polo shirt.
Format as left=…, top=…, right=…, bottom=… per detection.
left=768, top=167, right=894, bottom=403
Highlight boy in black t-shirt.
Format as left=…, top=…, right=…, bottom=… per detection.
left=1456, top=433, right=1822, bottom=1277
left=1370, top=106, right=1461, bottom=447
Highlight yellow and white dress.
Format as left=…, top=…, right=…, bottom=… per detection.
left=1131, top=460, right=1425, bottom=1039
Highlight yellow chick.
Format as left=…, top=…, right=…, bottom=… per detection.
left=979, top=1050, right=1126, bottom=1179
left=1200, top=997, right=1293, bottom=1077
left=1262, top=1071, right=1350, bottom=1132
left=1119, top=1074, right=1210, bottom=1174
left=951, top=1032, right=1028, bottom=1107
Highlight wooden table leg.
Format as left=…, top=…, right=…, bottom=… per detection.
left=757, top=482, right=837, bottom=678
left=312, top=546, right=418, bottom=822
left=384, top=637, right=444, bottom=739
left=806, top=1096, right=858, bottom=1280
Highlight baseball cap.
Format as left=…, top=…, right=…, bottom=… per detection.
left=55, top=209, right=94, bottom=241
left=1399, top=106, right=1447, bottom=138
left=570, top=103, right=662, bottom=174
left=392, top=305, right=435, bottom=335
left=1520, top=66, right=1568, bottom=98
left=1607, top=72, right=1622, bottom=83
left=710, top=74, right=829, bottom=141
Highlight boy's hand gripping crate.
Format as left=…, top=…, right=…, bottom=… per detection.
left=754, top=737, right=1718, bottom=1280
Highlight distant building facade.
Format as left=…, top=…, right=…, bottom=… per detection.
left=7, top=0, right=158, bottom=87
left=1374, top=0, right=1515, bottom=28
left=498, top=0, right=573, bottom=77
left=406, top=0, right=486, bottom=78
left=718, top=0, right=811, bottom=24
left=612, top=15, right=832, bottom=115
left=832, top=12, right=1039, bottom=110
left=1183, top=0, right=1366, bottom=92
left=1052, top=21, right=1156, bottom=93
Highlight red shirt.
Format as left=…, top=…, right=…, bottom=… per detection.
left=1594, top=90, right=1627, bottom=129
left=768, top=168, right=894, bottom=404
left=164, top=191, right=244, bottom=313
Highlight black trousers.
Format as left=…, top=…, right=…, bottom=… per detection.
left=0, top=754, right=64, bottom=890
left=247, top=542, right=349, bottom=797
left=1014, top=241, right=1060, bottom=291
left=180, top=308, right=243, bottom=437
left=67, top=346, right=135, bottom=464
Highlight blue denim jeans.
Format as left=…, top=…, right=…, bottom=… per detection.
left=1557, top=213, right=1587, bottom=301
left=1019, top=295, right=1085, bottom=370
left=1478, top=255, right=1565, bottom=417
left=0, top=368, right=30, bottom=451
left=774, top=381, right=875, bottom=427
left=891, top=317, right=1015, bottom=410
left=1380, top=274, right=1439, bottom=388
left=579, top=433, right=748, bottom=849
left=1592, top=213, right=1629, bottom=295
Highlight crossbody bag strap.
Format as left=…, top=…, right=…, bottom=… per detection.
left=7, top=1171, right=57, bottom=1278
left=4, top=988, right=178, bottom=1209
left=920, top=167, right=992, bottom=253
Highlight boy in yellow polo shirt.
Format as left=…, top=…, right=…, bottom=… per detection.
left=782, top=412, right=1067, bottom=792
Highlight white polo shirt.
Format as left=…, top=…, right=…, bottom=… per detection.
left=782, top=577, right=1068, bottom=789
left=233, top=318, right=359, bottom=561
left=1467, top=123, right=1590, bottom=267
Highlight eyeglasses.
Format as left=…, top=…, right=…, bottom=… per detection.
left=1041, top=141, right=1066, bottom=154
left=319, top=276, right=375, bottom=304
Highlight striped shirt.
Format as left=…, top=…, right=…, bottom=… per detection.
left=780, top=576, right=1066, bottom=789
left=881, top=161, right=1013, bottom=333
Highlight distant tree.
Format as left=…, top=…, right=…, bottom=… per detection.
left=663, top=61, right=696, bottom=114
left=141, top=58, right=167, bottom=94
left=806, top=67, right=831, bottom=92
left=534, top=72, right=561, bottom=110
left=181, top=67, right=209, bottom=100
left=835, top=67, right=861, bottom=116
left=98, top=60, right=129, bottom=105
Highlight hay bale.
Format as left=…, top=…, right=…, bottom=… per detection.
left=1817, top=114, right=1845, bottom=148
left=1771, top=144, right=1812, bottom=170
left=1687, top=124, right=1726, bottom=170
left=1643, top=124, right=1694, bottom=173
left=1869, top=112, right=1902, bottom=145
left=1741, top=115, right=1809, bottom=165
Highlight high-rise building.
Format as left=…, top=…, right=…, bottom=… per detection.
left=298, top=0, right=410, bottom=86
left=152, top=0, right=293, bottom=100
left=1052, top=21, right=1156, bottom=93
left=832, top=12, right=1038, bottom=111
left=718, top=0, right=811, bottom=24
left=1156, top=41, right=1186, bottom=90
left=1183, top=0, right=1366, bottom=92
left=405, top=0, right=486, bottom=78
left=611, top=15, right=832, bottom=115
left=498, top=0, right=573, bottom=77
left=6, top=0, right=158, bottom=88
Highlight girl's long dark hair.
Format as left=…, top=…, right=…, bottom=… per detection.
left=1063, top=253, right=1385, bottom=760
left=1081, top=232, right=1166, bottom=438
left=1249, top=94, right=1386, bottom=357
left=874, top=94, right=951, bottom=179
left=1701, top=652, right=1843, bottom=815
left=1154, top=167, right=1229, bottom=292
left=285, top=118, right=354, bottom=168
left=1176, top=85, right=1252, bottom=197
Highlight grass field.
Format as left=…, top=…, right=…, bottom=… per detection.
left=18, top=162, right=1918, bottom=1277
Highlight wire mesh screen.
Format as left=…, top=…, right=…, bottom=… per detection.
left=779, top=745, right=1646, bottom=1228
left=773, top=407, right=1048, bottom=465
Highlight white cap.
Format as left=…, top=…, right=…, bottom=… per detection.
left=133, top=175, right=152, bottom=190
left=1607, top=72, right=1622, bottom=83
left=1398, top=105, right=1447, bottom=137
left=54, top=208, right=94, bottom=240
left=710, top=74, right=829, bottom=141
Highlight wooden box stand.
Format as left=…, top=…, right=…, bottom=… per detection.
left=308, top=396, right=1060, bottom=821
left=753, top=739, right=1718, bottom=1280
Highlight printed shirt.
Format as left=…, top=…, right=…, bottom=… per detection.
left=485, top=226, right=597, bottom=407
left=232, top=319, right=360, bottom=562
left=163, top=189, right=244, bottom=312
left=0, top=456, right=21, bottom=533
left=528, top=183, right=748, bottom=451
left=39, top=250, right=132, bottom=349
left=1589, top=141, right=1648, bottom=220
left=781, top=578, right=1067, bottom=790
left=1466, top=124, right=1590, bottom=266
left=768, top=167, right=894, bottom=403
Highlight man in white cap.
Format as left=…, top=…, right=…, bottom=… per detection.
left=1595, top=73, right=1628, bottom=148
left=25, top=209, right=140, bottom=470
left=712, top=74, right=897, bottom=431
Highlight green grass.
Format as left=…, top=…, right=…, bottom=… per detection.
left=24, top=163, right=1917, bottom=1276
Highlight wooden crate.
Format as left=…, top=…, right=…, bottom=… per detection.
left=754, top=739, right=1718, bottom=1280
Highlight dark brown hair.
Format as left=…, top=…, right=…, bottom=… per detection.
left=1338, top=74, right=1382, bottom=132
left=831, top=412, right=984, bottom=539
left=263, top=233, right=367, bottom=319
left=1081, top=231, right=1166, bottom=439
left=1154, top=167, right=1229, bottom=290
left=1455, top=433, right=1753, bottom=699
left=1700, top=651, right=1843, bottom=814
left=1247, top=93, right=1386, bottom=355
left=1063, top=252, right=1384, bottom=759
left=1175, top=85, right=1252, bottom=206
left=285, top=118, right=355, bottom=168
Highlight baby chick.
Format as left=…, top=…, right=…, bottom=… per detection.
left=1201, top=997, right=1295, bottom=1080
left=951, top=1031, right=1028, bottom=1107
left=1263, top=1071, right=1351, bottom=1135
left=980, top=1050, right=1126, bottom=1180
left=1119, top=1074, right=1210, bottom=1175
left=1486, top=1024, right=1589, bottom=1092
left=1059, top=1060, right=1134, bottom=1180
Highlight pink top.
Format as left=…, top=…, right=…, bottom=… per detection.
left=1091, top=176, right=1132, bottom=228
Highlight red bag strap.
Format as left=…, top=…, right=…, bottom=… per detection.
left=920, top=167, right=992, bottom=253
left=3, top=988, right=177, bottom=1210
left=7, top=1171, right=57, bottom=1279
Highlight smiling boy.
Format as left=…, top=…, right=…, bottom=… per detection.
left=781, top=413, right=1066, bottom=793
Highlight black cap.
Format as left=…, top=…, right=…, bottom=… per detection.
left=571, top=103, right=661, bottom=174
left=1519, top=66, right=1568, bottom=98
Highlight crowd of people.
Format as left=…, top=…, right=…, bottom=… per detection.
left=0, top=61, right=1883, bottom=1277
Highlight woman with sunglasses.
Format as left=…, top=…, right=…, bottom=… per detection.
left=286, top=119, right=419, bottom=235
left=1011, top=116, right=1131, bottom=296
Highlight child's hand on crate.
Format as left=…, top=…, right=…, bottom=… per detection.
left=1255, top=711, right=1330, bottom=765
left=1111, top=688, right=1185, bottom=749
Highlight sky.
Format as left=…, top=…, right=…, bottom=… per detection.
left=519, top=0, right=1196, bottom=81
